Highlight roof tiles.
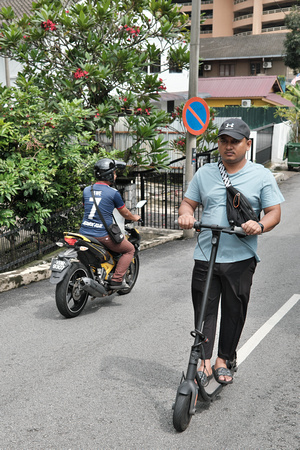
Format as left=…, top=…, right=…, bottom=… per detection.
left=200, top=33, right=287, bottom=60
left=1, top=0, right=33, bottom=17
left=197, top=76, right=282, bottom=98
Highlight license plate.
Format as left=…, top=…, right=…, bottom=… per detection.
left=51, top=259, right=68, bottom=272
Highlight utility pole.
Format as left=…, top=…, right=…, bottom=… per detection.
left=183, top=0, right=201, bottom=238
left=5, top=57, right=10, bottom=87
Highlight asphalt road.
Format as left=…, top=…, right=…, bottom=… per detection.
left=0, top=173, right=299, bottom=450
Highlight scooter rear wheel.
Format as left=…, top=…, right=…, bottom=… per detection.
left=55, top=263, right=90, bottom=318
left=173, top=393, right=193, bottom=432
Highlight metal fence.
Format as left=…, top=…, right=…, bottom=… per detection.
left=0, top=204, right=83, bottom=274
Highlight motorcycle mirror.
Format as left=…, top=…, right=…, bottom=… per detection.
left=136, top=200, right=147, bottom=209
left=114, top=160, right=126, bottom=171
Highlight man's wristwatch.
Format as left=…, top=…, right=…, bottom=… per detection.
left=258, top=222, right=264, bottom=233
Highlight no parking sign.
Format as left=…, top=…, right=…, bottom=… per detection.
left=182, top=97, right=210, bottom=135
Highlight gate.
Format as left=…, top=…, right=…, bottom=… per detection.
left=129, top=150, right=220, bottom=229
left=136, top=164, right=185, bottom=229
left=255, top=124, right=273, bottom=164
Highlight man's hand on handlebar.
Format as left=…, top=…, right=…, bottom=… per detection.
left=132, top=214, right=141, bottom=222
left=178, top=214, right=196, bottom=230
left=241, top=220, right=263, bottom=235
left=119, top=206, right=141, bottom=222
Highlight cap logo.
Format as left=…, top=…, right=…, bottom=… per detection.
left=225, top=123, right=235, bottom=129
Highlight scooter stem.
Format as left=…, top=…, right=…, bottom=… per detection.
left=196, top=230, right=221, bottom=332
left=185, top=229, right=221, bottom=380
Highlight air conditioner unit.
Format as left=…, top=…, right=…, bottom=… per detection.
left=204, top=64, right=211, bottom=71
left=263, top=62, right=272, bottom=69
left=241, top=99, right=251, bottom=107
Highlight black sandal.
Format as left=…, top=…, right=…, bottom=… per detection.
left=196, top=370, right=213, bottom=387
left=212, top=366, right=233, bottom=385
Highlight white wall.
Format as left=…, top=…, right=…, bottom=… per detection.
left=272, top=121, right=292, bottom=164
left=0, top=57, right=23, bottom=87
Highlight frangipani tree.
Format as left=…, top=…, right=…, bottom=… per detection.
left=0, top=0, right=190, bottom=169
left=0, top=77, right=100, bottom=229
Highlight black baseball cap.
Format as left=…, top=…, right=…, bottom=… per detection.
left=218, top=118, right=250, bottom=140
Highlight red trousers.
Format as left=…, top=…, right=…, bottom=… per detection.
left=96, top=235, right=135, bottom=282
left=191, top=257, right=257, bottom=361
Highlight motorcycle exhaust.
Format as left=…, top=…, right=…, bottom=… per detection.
left=80, top=277, right=107, bottom=297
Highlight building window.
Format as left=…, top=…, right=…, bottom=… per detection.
left=219, top=64, right=235, bottom=77
left=167, top=100, right=175, bottom=114
left=149, top=54, right=161, bottom=73
left=169, top=59, right=182, bottom=73
left=250, top=63, right=261, bottom=75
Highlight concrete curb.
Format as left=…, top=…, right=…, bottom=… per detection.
left=0, top=227, right=184, bottom=293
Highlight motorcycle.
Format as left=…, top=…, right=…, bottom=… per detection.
left=50, top=200, right=146, bottom=318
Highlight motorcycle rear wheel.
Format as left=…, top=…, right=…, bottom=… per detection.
left=55, top=262, right=90, bottom=318
left=118, top=254, right=140, bottom=295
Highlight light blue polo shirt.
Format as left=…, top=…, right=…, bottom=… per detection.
left=185, top=161, right=285, bottom=263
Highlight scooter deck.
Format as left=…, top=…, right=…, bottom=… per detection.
left=197, top=363, right=236, bottom=402
left=198, top=377, right=223, bottom=402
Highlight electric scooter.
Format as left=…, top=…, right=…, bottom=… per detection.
left=172, top=221, right=246, bottom=432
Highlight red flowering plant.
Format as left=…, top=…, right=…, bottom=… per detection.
left=158, top=78, right=167, bottom=91
left=74, top=68, right=89, bottom=79
left=120, top=24, right=141, bottom=41
left=172, top=137, right=186, bottom=152
left=0, top=0, right=190, bottom=171
left=0, top=78, right=98, bottom=230
left=41, top=19, right=57, bottom=31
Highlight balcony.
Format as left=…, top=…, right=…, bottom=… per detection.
left=263, top=6, right=292, bottom=16
left=262, top=25, right=288, bottom=33
left=234, top=13, right=253, bottom=22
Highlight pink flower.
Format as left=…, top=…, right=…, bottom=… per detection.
left=123, top=25, right=141, bottom=38
left=74, top=68, right=89, bottom=79
left=41, top=20, right=57, bottom=31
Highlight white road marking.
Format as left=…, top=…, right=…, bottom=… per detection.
left=237, top=294, right=300, bottom=365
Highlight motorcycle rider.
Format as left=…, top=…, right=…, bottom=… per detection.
left=79, top=158, right=140, bottom=289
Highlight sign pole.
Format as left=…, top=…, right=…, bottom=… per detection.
left=184, top=0, right=201, bottom=238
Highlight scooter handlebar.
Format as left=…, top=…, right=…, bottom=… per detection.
left=193, top=222, right=246, bottom=237
left=174, top=219, right=246, bottom=237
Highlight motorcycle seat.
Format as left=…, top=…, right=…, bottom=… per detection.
left=64, top=232, right=101, bottom=246
left=81, top=235, right=102, bottom=245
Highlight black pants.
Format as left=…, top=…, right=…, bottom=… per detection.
left=191, top=257, right=257, bottom=361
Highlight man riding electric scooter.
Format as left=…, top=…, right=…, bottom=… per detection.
left=178, top=118, right=284, bottom=385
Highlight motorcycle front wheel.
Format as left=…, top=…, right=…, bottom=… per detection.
left=118, top=254, right=140, bottom=295
left=55, top=262, right=90, bottom=318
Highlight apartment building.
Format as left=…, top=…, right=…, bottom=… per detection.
left=168, top=0, right=296, bottom=85
left=176, top=0, right=295, bottom=37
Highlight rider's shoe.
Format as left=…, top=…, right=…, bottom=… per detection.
left=109, top=280, right=129, bottom=290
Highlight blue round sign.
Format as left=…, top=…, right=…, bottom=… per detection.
left=182, top=97, right=210, bottom=135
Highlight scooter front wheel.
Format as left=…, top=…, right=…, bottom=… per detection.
left=55, top=262, right=90, bottom=318
left=173, top=393, right=193, bottom=432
